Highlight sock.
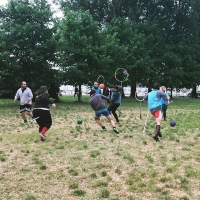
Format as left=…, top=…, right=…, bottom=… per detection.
left=41, top=127, right=48, bottom=134
left=163, top=113, right=166, bottom=120
left=155, top=125, right=160, bottom=135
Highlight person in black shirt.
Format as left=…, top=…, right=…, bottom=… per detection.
left=108, top=85, right=121, bottom=124
left=33, top=86, right=56, bottom=141
left=74, top=87, right=79, bottom=98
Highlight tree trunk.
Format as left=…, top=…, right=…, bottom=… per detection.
left=170, top=87, right=173, bottom=99
left=130, top=81, right=136, bottom=98
left=78, top=84, right=82, bottom=101
left=191, top=84, right=197, bottom=98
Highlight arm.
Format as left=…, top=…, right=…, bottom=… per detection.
left=42, top=93, right=54, bottom=104
left=24, top=89, right=33, bottom=104
left=143, top=94, right=148, bottom=101
left=157, top=91, right=168, bottom=101
left=100, top=94, right=111, bottom=104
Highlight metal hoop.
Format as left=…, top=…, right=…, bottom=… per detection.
left=114, top=68, right=129, bottom=82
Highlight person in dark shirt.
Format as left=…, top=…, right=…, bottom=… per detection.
left=108, top=85, right=121, bottom=124
left=33, top=86, right=56, bottom=141
left=74, top=87, right=79, bottom=98
left=89, top=90, right=119, bottom=134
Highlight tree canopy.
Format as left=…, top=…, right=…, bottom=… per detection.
left=0, top=0, right=200, bottom=99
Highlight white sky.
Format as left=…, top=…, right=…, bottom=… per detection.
left=0, top=0, right=7, bottom=6
left=0, top=0, right=63, bottom=18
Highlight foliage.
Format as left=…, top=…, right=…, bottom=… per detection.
left=0, top=0, right=60, bottom=98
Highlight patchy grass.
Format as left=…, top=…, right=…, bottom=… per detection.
left=0, top=96, right=200, bottom=199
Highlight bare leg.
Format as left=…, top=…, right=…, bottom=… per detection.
left=95, top=116, right=104, bottom=127
left=21, top=112, right=26, bottom=120
left=106, top=115, right=119, bottom=133
left=106, top=115, right=115, bottom=127
left=26, top=111, right=33, bottom=117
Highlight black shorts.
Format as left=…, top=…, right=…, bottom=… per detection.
left=20, top=104, right=32, bottom=113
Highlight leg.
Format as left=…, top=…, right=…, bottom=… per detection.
left=25, top=105, right=33, bottom=118
left=108, top=104, right=120, bottom=122
left=106, top=115, right=115, bottom=127
left=26, top=111, right=33, bottom=117
left=94, top=116, right=104, bottom=127
left=20, top=105, right=27, bottom=123
left=111, top=104, right=120, bottom=122
left=152, top=111, right=162, bottom=142
left=21, top=111, right=26, bottom=120
left=106, top=115, right=119, bottom=134
left=162, top=104, right=167, bottom=121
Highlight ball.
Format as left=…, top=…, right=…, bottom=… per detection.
left=170, top=120, right=176, bottom=127
left=99, top=83, right=105, bottom=89
left=77, top=118, right=82, bottom=124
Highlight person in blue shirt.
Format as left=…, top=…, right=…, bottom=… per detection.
left=92, top=82, right=101, bottom=94
left=108, top=85, right=121, bottom=124
left=160, top=86, right=170, bottom=121
left=143, top=83, right=168, bottom=142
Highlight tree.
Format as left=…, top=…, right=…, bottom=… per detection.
left=57, top=9, right=127, bottom=101
left=0, top=0, right=59, bottom=98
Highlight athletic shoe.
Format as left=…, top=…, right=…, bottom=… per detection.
left=115, top=122, right=120, bottom=124
left=40, top=137, right=45, bottom=142
left=113, top=127, right=119, bottom=134
left=100, top=128, right=106, bottom=131
left=23, top=122, right=28, bottom=125
left=39, top=133, right=47, bottom=139
left=158, top=132, right=162, bottom=137
left=153, top=134, right=159, bottom=142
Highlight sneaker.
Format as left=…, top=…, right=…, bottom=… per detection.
left=113, top=127, right=119, bottom=134
left=40, top=137, right=45, bottom=142
left=39, top=133, right=47, bottom=139
left=100, top=128, right=106, bottom=131
left=23, top=122, right=28, bottom=125
left=115, top=122, right=120, bottom=124
left=158, top=132, right=162, bottom=137
left=153, top=134, right=159, bottom=142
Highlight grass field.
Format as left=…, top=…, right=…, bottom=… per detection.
left=0, top=96, right=200, bottom=200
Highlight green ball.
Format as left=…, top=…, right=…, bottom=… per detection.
left=77, top=118, right=82, bottom=124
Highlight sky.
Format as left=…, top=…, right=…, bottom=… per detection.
left=0, top=0, right=63, bottom=18
left=0, top=0, right=7, bottom=6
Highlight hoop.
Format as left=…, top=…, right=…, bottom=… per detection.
left=114, top=68, right=129, bottom=82
left=135, top=87, right=148, bottom=102
left=135, top=92, right=144, bottom=102
left=97, top=75, right=105, bottom=84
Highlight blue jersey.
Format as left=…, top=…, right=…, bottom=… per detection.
left=92, top=87, right=101, bottom=94
left=110, top=91, right=121, bottom=104
left=161, top=93, right=169, bottom=105
left=144, top=90, right=167, bottom=111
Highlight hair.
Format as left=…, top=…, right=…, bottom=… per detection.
left=35, top=86, right=48, bottom=96
left=90, top=90, right=96, bottom=96
left=153, top=83, right=160, bottom=90
left=21, top=81, right=26, bottom=85
left=161, top=86, right=165, bottom=90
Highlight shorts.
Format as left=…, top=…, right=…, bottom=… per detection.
left=151, top=111, right=162, bottom=120
left=20, top=104, right=32, bottom=113
left=95, top=109, right=110, bottom=117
